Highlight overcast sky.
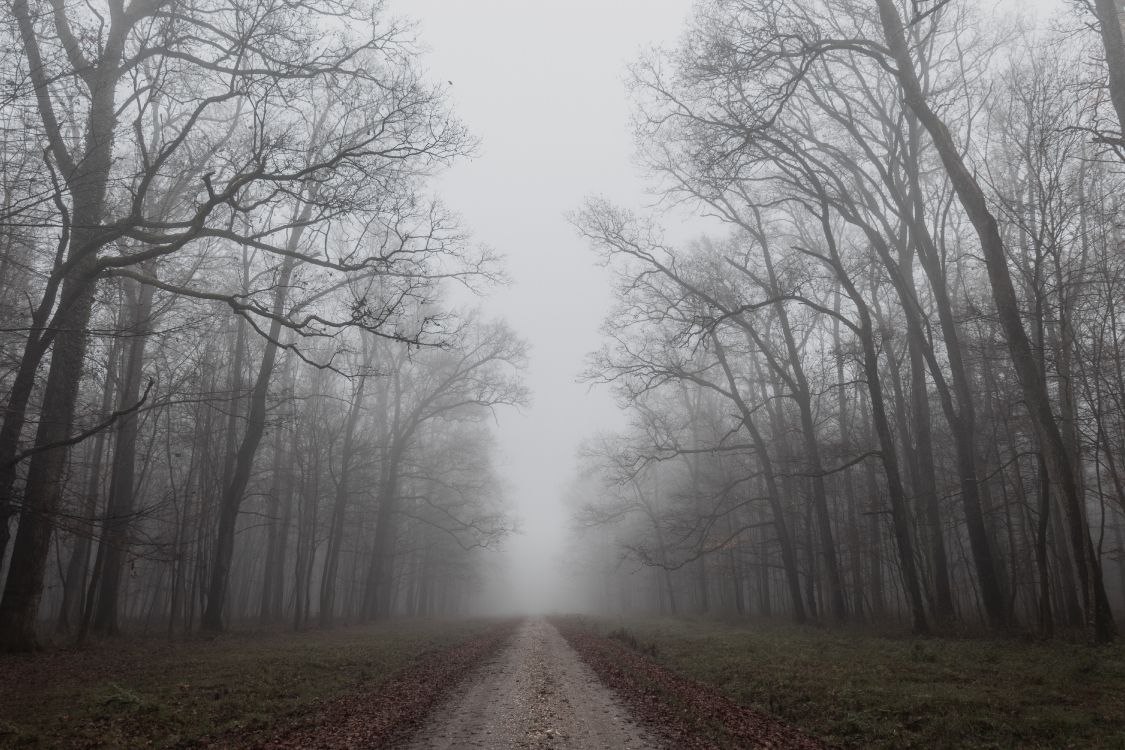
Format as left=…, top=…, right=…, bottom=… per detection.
left=384, top=0, right=699, bottom=612
left=389, top=0, right=1063, bottom=613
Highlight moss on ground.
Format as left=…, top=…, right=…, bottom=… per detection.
left=0, top=619, right=497, bottom=749
left=585, top=616, right=1125, bottom=749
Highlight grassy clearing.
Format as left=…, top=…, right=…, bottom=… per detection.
left=0, top=619, right=499, bottom=749
left=583, top=616, right=1125, bottom=749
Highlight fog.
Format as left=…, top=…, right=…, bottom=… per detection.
left=3, top=0, right=1117, bottom=655
left=8, top=0, right=1125, bottom=745
left=388, top=0, right=699, bottom=615
left=394, top=0, right=1066, bottom=617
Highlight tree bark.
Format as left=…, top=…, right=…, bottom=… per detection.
left=711, top=334, right=807, bottom=623
left=1093, top=0, right=1125, bottom=138
left=0, top=1, right=130, bottom=651
left=200, top=256, right=295, bottom=632
left=362, top=442, right=403, bottom=620
left=754, top=235, right=848, bottom=623
left=92, top=276, right=155, bottom=635
left=319, top=348, right=374, bottom=628
left=876, top=0, right=1115, bottom=643
left=817, top=208, right=929, bottom=635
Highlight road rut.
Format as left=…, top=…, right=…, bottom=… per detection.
left=402, top=617, right=663, bottom=749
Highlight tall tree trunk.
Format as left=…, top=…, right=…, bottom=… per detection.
left=897, top=113, right=1011, bottom=630
left=271, top=427, right=299, bottom=623
left=0, top=0, right=133, bottom=651
left=819, top=208, right=929, bottom=635
left=1035, top=455, right=1055, bottom=636
left=92, top=275, right=155, bottom=635
left=905, top=293, right=954, bottom=623
left=0, top=260, right=101, bottom=652
left=55, top=333, right=119, bottom=634
left=1092, top=0, right=1125, bottom=137
left=711, top=334, right=807, bottom=623
left=876, top=0, right=1115, bottom=643
left=832, top=291, right=867, bottom=622
left=319, top=349, right=374, bottom=628
left=258, top=421, right=289, bottom=624
left=363, top=445, right=403, bottom=620
left=753, top=233, right=848, bottom=622
left=200, top=256, right=296, bottom=632
left=260, top=353, right=298, bottom=623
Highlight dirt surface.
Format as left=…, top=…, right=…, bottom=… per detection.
left=555, top=618, right=835, bottom=750
left=402, top=617, right=664, bottom=750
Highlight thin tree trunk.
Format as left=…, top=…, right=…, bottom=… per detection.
left=92, top=275, right=155, bottom=635
left=877, top=0, right=1115, bottom=642
left=818, top=208, right=929, bottom=635
left=55, top=335, right=119, bottom=634
left=319, top=347, right=374, bottom=627
left=201, top=255, right=296, bottom=632
left=751, top=232, right=847, bottom=622
left=712, top=334, right=807, bottom=623
left=363, top=445, right=403, bottom=620
left=259, top=422, right=289, bottom=624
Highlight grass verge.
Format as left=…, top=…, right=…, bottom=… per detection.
left=0, top=618, right=510, bottom=749
left=555, top=617, right=830, bottom=750
left=572, top=616, right=1125, bottom=749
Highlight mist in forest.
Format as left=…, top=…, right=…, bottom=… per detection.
left=388, top=0, right=701, bottom=616
left=3, top=0, right=1125, bottom=663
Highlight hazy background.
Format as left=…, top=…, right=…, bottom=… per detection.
left=390, top=0, right=1059, bottom=615
left=384, top=0, right=700, bottom=614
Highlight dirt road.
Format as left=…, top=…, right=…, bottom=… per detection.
left=402, top=617, right=664, bottom=749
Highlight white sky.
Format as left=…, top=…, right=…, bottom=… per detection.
left=387, top=0, right=698, bottom=612
left=391, top=0, right=1065, bottom=614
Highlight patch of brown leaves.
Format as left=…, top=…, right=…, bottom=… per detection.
left=226, top=620, right=518, bottom=749
left=554, top=619, right=835, bottom=750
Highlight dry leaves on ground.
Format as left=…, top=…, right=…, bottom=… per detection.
left=554, top=619, right=834, bottom=750
left=230, top=620, right=517, bottom=749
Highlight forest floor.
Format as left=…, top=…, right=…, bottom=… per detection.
left=5, top=614, right=1122, bottom=749
left=0, top=618, right=514, bottom=749
left=560, top=615, right=1125, bottom=749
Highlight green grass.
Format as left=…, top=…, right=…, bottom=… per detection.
left=0, top=619, right=497, bottom=749
left=586, top=616, right=1125, bottom=749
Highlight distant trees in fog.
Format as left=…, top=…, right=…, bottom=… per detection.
left=0, top=0, right=524, bottom=652
left=574, top=0, right=1125, bottom=643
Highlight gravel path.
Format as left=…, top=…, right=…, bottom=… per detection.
left=402, top=617, right=664, bottom=750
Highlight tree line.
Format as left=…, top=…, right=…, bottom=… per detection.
left=573, top=0, right=1125, bottom=644
left=0, top=0, right=526, bottom=652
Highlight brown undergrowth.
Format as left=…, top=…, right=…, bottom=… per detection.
left=553, top=616, right=834, bottom=750
left=248, top=619, right=517, bottom=749
left=0, top=618, right=516, bottom=749
left=561, top=616, right=1125, bottom=749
